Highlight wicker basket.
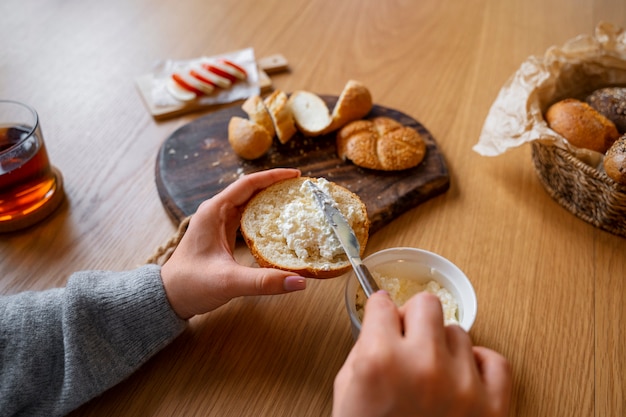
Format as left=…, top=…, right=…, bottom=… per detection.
left=531, top=142, right=626, bottom=237
left=475, top=23, right=626, bottom=238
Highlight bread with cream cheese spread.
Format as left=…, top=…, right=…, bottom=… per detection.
left=240, top=177, right=369, bottom=279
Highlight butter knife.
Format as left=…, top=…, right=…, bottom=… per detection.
left=305, top=180, right=380, bottom=298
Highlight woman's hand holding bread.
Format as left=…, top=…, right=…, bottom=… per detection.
left=160, top=168, right=306, bottom=320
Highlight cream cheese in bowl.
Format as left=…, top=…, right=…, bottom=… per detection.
left=345, top=247, right=477, bottom=339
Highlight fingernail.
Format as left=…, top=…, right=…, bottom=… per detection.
left=376, top=290, right=389, bottom=297
left=284, top=276, right=306, bottom=292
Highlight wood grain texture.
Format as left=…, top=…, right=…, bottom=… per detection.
left=155, top=95, right=449, bottom=233
left=0, top=0, right=625, bottom=416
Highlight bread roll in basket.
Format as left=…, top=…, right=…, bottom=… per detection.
left=474, top=22, right=626, bottom=238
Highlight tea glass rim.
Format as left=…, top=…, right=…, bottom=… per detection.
left=0, top=100, right=40, bottom=156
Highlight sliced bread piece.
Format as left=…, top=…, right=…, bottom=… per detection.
left=287, top=91, right=332, bottom=136
left=241, top=95, right=276, bottom=138
left=264, top=90, right=297, bottom=144
left=240, top=176, right=369, bottom=279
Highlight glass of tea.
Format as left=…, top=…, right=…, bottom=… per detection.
left=0, top=100, right=64, bottom=232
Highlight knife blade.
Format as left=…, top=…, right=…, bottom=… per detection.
left=305, top=180, right=380, bottom=298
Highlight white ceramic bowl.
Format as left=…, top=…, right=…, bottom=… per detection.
left=345, top=247, right=477, bottom=339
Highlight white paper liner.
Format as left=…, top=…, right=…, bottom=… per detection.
left=149, top=47, right=260, bottom=108
left=474, top=22, right=626, bottom=167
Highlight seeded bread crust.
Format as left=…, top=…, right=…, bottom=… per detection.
left=240, top=177, right=370, bottom=279
left=585, top=87, right=626, bottom=134
left=337, top=117, right=427, bottom=171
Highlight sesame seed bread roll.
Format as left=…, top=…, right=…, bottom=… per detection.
left=585, top=87, right=626, bottom=134
left=336, top=117, right=426, bottom=171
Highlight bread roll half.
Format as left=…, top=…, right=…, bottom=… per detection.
left=287, top=91, right=332, bottom=136
left=240, top=177, right=369, bottom=279
left=324, top=80, right=373, bottom=133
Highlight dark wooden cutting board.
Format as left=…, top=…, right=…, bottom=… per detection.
left=155, top=95, right=450, bottom=233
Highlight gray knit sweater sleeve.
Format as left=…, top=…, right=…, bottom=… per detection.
left=0, top=264, right=187, bottom=417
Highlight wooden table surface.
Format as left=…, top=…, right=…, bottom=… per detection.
left=2, top=0, right=625, bottom=416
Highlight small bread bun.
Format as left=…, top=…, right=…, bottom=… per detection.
left=603, top=134, right=626, bottom=184
left=585, top=87, right=626, bottom=134
left=240, top=177, right=369, bottom=279
left=264, top=90, right=297, bottom=144
left=228, top=116, right=273, bottom=160
left=545, top=98, right=620, bottom=154
left=324, top=80, right=373, bottom=133
left=242, top=95, right=275, bottom=138
left=337, top=117, right=426, bottom=171
left=287, top=91, right=332, bottom=136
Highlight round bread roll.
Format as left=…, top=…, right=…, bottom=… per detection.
left=545, top=98, right=620, bottom=154
left=603, top=134, right=626, bottom=185
left=336, top=117, right=426, bottom=171
left=228, top=116, right=273, bottom=160
left=585, top=87, right=626, bottom=134
left=240, top=177, right=369, bottom=279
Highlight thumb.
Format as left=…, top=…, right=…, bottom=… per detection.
left=228, top=266, right=307, bottom=297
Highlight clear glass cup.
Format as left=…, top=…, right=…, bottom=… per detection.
left=0, top=100, right=64, bottom=232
